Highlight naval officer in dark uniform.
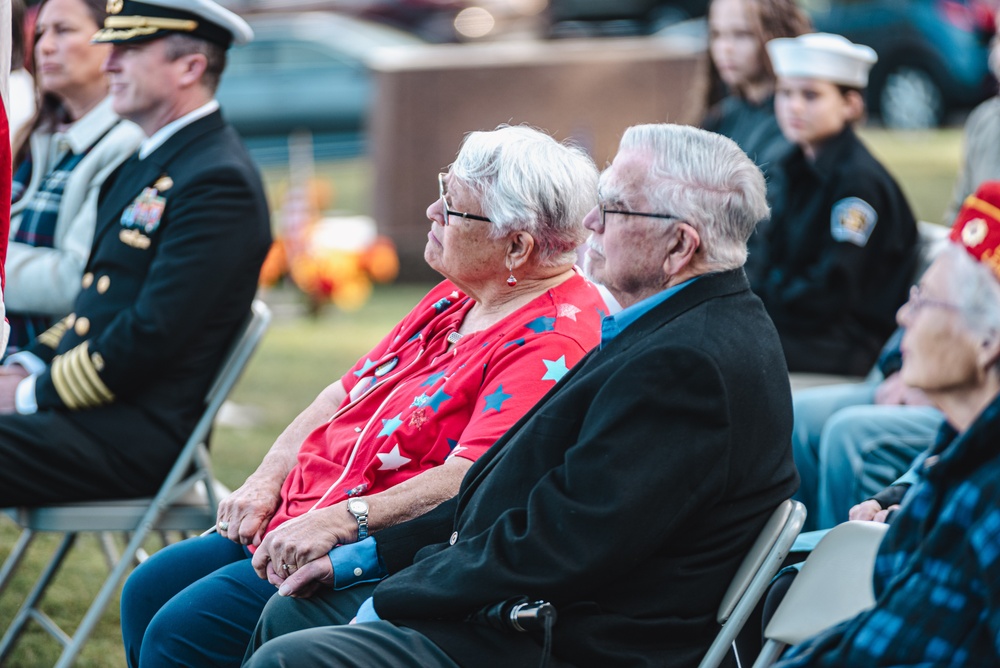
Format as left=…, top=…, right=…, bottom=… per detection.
left=0, top=0, right=271, bottom=506
left=753, top=33, right=918, bottom=376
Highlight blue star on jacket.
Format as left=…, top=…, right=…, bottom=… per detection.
left=541, top=356, right=570, bottom=382
left=379, top=413, right=404, bottom=437
left=432, top=298, right=452, bottom=312
left=482, top=385, right=512, bottom=413
left=524, top=316, right=556, bottom=334
left=427, top=388, right=453, bottom=412
left=421, top=371, right=447, bottom=387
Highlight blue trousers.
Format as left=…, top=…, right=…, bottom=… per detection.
left=791, top=382, right=942, bottom=530
left=120, top=533, right=278, bottom=667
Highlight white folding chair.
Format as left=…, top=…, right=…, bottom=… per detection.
left=751, top=520, right=890, bottom=668
left=698, top=499, right=807, bottom=668
left=0, top=299, right=271, bottom=668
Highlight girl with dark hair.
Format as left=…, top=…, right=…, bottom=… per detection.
left=702, top=0, right=812, bottom=282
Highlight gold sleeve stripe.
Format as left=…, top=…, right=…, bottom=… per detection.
left=65, top=353, right=107, bottom=406
left=38, top=318, right=70, bottom=350
left=50, top=356, right=83, bottom=410
left=50, top=342, right=115, bottom=410
left=72, top=345, right=115, bottom=402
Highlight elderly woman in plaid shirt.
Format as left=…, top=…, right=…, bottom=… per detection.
left=8, top=0, right=142, bottom=353
left=775, top=180, right=1000, bottom=666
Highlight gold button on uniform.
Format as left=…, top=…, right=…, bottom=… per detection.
left=74, top=317, right=90, bottom=336
left=81, top=273, right=94, bottom=289
left=97, top=275, right=111, bottom=294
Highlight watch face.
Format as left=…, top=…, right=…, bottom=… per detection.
left=349, top=498, right=368, bottom=515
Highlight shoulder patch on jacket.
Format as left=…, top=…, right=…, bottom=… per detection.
left=831, top=197, right=877, bottom=247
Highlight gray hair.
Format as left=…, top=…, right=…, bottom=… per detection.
left=449, top=125, right=599, bottom=268
left=162, top=33, right=227, bottom=94
left=940, top=243, right=1000, bottom=339
left=616, top=124, right=769, bottom=271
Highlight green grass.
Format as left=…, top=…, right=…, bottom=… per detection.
left=859, top=127, right=963, bottom=226
left=0, top=126, right=965, bottom=666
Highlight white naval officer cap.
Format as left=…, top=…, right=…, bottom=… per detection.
left=766, top=33, right=878, bottom=89
left=93, top=0, right=253, bottom=48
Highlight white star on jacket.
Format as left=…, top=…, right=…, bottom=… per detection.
left=376, top=445, right=412, bottom=471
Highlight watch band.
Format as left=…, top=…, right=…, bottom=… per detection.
left=349, top=499, right=370, bottom=541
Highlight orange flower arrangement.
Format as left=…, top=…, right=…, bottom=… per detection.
left=259, top=179, right=399, bottom=312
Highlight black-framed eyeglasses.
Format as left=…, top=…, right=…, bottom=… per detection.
left=906, top=285, right=959, bottom=313
left=599, top=203, right=680, bottom=227
left=439, top=173, right=492, bottom=225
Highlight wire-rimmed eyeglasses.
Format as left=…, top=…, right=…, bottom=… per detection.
left=439, top=173, right=492, bottom=225
left=599, top=203, right=680, bottom=227
left=906, top=285, right=959, bottom=313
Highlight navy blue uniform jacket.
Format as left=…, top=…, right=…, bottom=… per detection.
left=23, top=110, right=271, bottom=489
left=754, top=128, right=918, bottom=375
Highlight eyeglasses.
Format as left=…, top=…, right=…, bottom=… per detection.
left=906, top=285, right=959, bottom=313
left=438, top=173, right=492, bottom=225
left=599, top=203, right=680, bottom=227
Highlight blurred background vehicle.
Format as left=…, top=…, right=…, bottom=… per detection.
left=218, top=0, right=527, bottom=42
left=215, top=12, right=423, bottom=160
left=545, top=0, right=709, bottom=37
left=803, top=0, right=996, bottom=128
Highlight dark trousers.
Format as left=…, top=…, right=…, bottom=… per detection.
left=0, top=411, right=177, bottom=506
left=244, top=622, right=460, bottom=668
left=120, top=533, right=278, bottom=667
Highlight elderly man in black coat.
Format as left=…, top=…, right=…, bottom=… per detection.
left=243, top=123, right=798, bottom=668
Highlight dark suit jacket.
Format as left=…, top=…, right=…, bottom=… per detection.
left=371, top=269, right=799, bottom=668
left=24, top=110, right=271, bottom=488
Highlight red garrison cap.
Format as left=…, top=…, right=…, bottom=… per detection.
left=950, top=181, right=1000, bottom=281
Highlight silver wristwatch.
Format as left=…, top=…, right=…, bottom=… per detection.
left=347, top=497, right=370, bottom=540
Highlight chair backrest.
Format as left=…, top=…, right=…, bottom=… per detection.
left=159, top=298, right=273, bottom=511
left=751, top=520, right=889, bottom=668
left=697, top=499, right=807, bottom=668
left=762, top=520, right=888, bottom=648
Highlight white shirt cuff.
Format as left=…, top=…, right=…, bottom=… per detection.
left=5, top=351, right=47, bottom=376
left=15, top=375, right=38, bottom=415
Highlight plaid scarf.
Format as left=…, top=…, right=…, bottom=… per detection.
left=8, top=148, right=89, bottom=352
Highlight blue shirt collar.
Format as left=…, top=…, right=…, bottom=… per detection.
left=600, top=276, right=699, bottom=347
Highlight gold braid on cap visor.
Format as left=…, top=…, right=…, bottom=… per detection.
left=94, top=16, right=198, bottom=41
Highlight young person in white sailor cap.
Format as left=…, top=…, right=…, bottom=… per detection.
left=751, top=32, right=919, bottom=376
left=0, top=0, right=271, bottom=565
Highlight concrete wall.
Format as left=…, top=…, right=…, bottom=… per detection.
left=368, top=37, right=708, bottom=280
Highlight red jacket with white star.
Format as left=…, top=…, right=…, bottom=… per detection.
left=265, top=274, right=604, bottom=534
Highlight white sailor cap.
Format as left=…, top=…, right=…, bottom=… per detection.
left=767, top=33, right=878, bottom=89
left=93, top=0, right=253, bottom=48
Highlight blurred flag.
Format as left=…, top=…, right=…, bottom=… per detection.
left=0, top=0, right=12, bottom=353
